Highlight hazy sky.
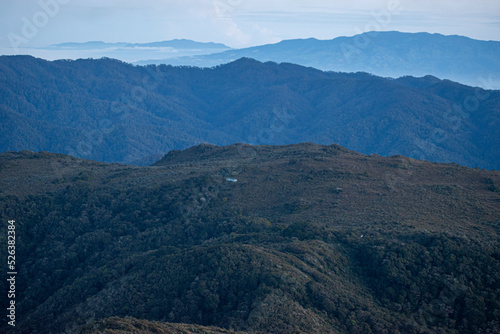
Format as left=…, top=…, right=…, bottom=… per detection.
left=0, top=0, right=499, bottom=52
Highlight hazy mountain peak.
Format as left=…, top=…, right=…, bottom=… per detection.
left=146, top=31, right=500, bottom=89
left=50, top=39, right=231, bottom=50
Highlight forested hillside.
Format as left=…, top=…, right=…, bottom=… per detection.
left=1, top=55, right=499, bottom=169
left=0, top=143, right=499, bottom=333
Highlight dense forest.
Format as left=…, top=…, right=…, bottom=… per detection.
left=0, top=143, right=499, bottom=333
left=1, top=55, right=499, bottom=168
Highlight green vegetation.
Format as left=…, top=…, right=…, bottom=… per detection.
left=0, top=143, right=499, bottom=333
left=77, top=316, right=244, bottom=334
left=1, top=56, right=499, bottom=168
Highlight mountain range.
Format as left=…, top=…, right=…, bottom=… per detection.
left=135, top=31, right=500, bottom=89
left=0, top=143, right=499, bottom=333
left=0, top=55, right=499, bottom=169
left=28, top=39, right=232, bottom=63
left=2, top=28, right=500, bottom=334
left=18, top=32, right=500, bottom=89
left=50, top=40, right=230, bottom=50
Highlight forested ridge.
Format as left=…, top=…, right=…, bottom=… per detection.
left=0, top=143, right=499, bottom=333
left=1, top=55, right=499, bottom=168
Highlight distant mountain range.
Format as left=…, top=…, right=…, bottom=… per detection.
left=18, top=32, right=500, bottom=88
left=136, top=31, right=500, bottom=89
left=30, top=39, right=232, bottom=63
left=13, top=31, right=500, bottom=88
left=0, top=55, right=499, bottom=168
left=50, top=40, right=230, bottom=50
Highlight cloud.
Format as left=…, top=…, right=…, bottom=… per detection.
left=216, top=18, right=252, bottom=46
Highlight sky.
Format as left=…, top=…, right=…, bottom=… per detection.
left=0, top=0, right=499, bottom=55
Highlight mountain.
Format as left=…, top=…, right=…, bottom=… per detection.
left=1, top=55, right=499, bottom=169
left=50, top=40, right=230, bottom=50
left=0, top=143, right=499, bottom=333
left=138, top=31, right=500, bottom=89
left=28, top=39, right=232, bottom=63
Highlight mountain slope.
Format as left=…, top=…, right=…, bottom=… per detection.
left=77, top=316, right=245, bottom=334
left=0, top=144, right=499, bottom=333
left=0, top=55, right=499, bottom=168
left=143, top=31, right=500, bottom=89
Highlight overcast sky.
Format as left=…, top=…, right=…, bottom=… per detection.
left=0, top=0, right=499, bottom=52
